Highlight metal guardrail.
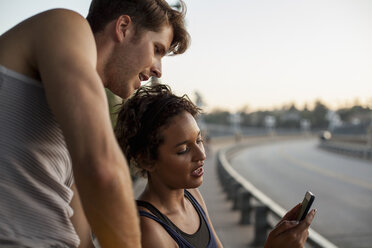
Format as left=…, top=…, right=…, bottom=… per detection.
left=217, top=142, right=339, bottom=248
left=319, top=141, right=372, bottom=160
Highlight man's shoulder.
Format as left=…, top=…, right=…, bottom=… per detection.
left=32, top=8, right=94, bottom=45
left=6, top=8, right=92, bottom=42
left=0, top=8, right=95, bottom=79
left=30, top=8, right=90, bottom=33
left=33, top=8, right=86, bottom=23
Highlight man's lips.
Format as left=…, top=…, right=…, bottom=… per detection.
left=139, top=73, right=149, bottom=81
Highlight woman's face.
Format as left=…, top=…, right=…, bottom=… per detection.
left=150, top=111, right=206, bottom=189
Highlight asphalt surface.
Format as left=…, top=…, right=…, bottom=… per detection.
left=230, top=138, right=372, bottom=248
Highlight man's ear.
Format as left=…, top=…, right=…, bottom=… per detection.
left=115, top=15, right=132, bottom=42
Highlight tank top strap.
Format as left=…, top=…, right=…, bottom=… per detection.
left=138, top=209, right=194, bottom=248
left=137, top=200, right=169, bottom=223
left=184, top=190, right=206, bottom=215
left=184, top=190, right=219, bottom=248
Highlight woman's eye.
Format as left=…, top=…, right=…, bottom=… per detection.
left=177, top=147, right=190, bottom=155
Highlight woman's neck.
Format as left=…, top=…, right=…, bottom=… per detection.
left=139, top=180, right=188, bottom=215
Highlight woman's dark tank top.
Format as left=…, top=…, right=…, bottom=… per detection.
left=137, top=190, right=218, bottom=248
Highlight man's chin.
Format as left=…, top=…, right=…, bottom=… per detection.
left=119, top=91, right=133, bottom=100
left=106, top=80, right=139, bottom=99
left=107, top=87, right=133, bottom=100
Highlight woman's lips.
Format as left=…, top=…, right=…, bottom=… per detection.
left=191, top=167, right=204, bottom=177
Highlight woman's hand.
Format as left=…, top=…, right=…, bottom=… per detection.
left=264, top=203, right=317, bottom=248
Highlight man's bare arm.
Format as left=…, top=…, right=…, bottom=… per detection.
left=70, top=184, right=94, bottom=248
left=29, top=9, right=140, bottom=247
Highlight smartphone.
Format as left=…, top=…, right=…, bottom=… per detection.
left=296, top=191, right=315, bottom=221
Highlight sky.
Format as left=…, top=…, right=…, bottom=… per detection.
left=1, top=0, right=371, bottom=112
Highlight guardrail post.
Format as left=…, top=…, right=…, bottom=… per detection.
left=227, top=180, right=239, bottom=200
left=222, top=176, right=232, bottom=194
left=232, top=184, right=242, bottom=210
left=253, top=204, right=269, bottom=246
left=239, top=190, right=252, bottom=225
left=216, top=158, right=224, bottom=181
left=220, top=169, right=232, bottom=193
left=218, top=169, right=226, bottom=188
left=217, top=158, right=224, bottom=178
left=368, top=127, right=372, bottom=160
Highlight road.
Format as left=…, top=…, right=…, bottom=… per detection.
left=229, top=138, right=372, bottom=248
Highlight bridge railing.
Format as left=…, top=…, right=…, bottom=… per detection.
left=319, top=139, right=372, bottom=160
left=217, top=142, right=339, bottom=248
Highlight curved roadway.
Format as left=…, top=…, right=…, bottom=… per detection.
left=229, top=138, right=372, bottom=248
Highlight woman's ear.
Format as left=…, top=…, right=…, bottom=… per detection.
left=143, top=163, right=156, bottom=173
left=136, top=155, right=156, bottom=173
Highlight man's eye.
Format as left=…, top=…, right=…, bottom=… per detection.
left=155, top=45, right=165, bottom=56
left=155, top=46, right=161, bottom=54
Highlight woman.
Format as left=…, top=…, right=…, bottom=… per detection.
left=115, top=85, right=315, bottom=248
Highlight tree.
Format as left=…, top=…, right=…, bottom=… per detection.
left=203, top=109, right=231, bottom=125
left=311, top=100, right=329, bottom=129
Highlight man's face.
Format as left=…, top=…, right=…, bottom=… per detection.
left=105, top=24, right=174, bottom=99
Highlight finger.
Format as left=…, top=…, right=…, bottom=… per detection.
left=300, top=229, right=310, bottom=244
left=282, top=203, right=302, bottom=221
left=270, top=220, right=298, bottom=237
left=298, top=209, right=317, bottom=230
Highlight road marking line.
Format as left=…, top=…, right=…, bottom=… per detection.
left=278, top=148, right=372, bottom=191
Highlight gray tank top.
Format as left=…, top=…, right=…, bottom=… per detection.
left=0, top=65, right=79, bottom=247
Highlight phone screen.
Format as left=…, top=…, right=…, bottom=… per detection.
left=296, top=191, right=315, bottom=221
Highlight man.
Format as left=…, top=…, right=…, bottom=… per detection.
left=0, top=0, right=189, bottom=247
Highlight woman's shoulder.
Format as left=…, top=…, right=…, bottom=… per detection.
left=139, top=210, right=178, bottom=248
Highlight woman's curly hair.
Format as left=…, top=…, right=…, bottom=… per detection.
left=115, top=84, right=200, bottom=177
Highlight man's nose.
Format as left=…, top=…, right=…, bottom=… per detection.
left=150, top=60, right=162, bottom=78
